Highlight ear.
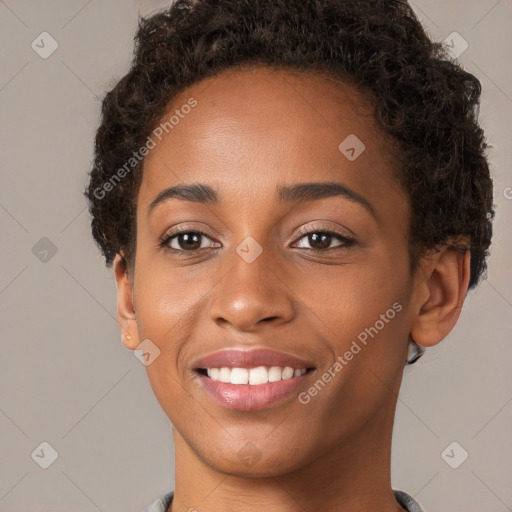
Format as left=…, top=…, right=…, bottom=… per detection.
left=410, top=246, right=471, bottom=347
left=113, top=253, right=140, bottom=350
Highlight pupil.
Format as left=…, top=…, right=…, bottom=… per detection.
left=180, top=233, right=201, bottom=250
left=310, top=232, right=330, bottom=249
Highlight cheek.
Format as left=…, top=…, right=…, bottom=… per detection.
left=290, top=248, right=413, bottom=415
left=293, top=245, right=410, bottom=340
left=131, top=268, right=205, bottom=417
left=131, top=265, right=212, bottom=382
left=293, top=264, right=411, bottom=433
left=133, top=259, right=210, bottom=330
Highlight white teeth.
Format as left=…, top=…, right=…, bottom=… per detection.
left=203, top=365, right=308, bottom=385
left=230, top=367, right=249, bottom=384
left=282, top=366, right=294, bottom=379
left=219, top=367, right=231, bottom=383
left=268, top=366, right=283, bottom=382
left=249, top=366, right=268, bottom=385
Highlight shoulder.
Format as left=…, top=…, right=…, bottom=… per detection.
left=393, top=489, right=425, bottom=512
left=143, top=490, right=174, bottom=512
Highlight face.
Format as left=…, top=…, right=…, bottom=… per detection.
left=127, top=66, right=417, bottom=476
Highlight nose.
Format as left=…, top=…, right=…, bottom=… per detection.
left=207, top=242, right=295, bottom=332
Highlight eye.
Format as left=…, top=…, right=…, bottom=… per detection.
left=292, top=227, right=354, bottom=252
left=159, top=225, right=354, bottom=255
left=160, top=228, right=221, bottom=253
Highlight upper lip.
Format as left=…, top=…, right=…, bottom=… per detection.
left=192, top=348, right=316, bottom=370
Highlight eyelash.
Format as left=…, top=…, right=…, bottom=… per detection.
left=159, top=225, right=355, bottom=255
left=293, top=225, right=355, bottom=251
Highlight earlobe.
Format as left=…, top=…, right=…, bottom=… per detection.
left=411, top=247, right=471, bottom=347
left=113, top=253, right=140, bottom=350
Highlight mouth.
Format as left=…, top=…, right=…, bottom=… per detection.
left=190, top=347, right=317, bottom=411
left=193, top=365, right=316, bottom=411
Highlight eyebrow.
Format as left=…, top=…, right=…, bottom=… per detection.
left=148, top=183, right=218, bottom=215
left=147, top=181, right=377, bottom=220
left=278, top=181, right=377, bottom=219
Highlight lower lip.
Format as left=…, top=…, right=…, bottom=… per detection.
left=196, top=371, right=312, bottom=411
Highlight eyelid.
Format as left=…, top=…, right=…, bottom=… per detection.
left=160, top=223, right=220, bottom=244
left=289, top=221, right=355, bottom=244
left=291, top=230, right=354, bottom=252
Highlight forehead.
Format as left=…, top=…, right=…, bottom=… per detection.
left=138, top=65, right=403, bottom=210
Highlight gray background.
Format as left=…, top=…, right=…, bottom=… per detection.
left=0, top=1, right=511, bottom=511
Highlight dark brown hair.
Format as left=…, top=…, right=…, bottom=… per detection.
left=85, top=0, right=494, bottom=289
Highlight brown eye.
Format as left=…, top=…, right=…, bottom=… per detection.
left=160, top=229, right=221, bottom=253
left=304, top=232, right=332, bottom=250
left=173, top=232, right=203, bottom=251
left=161, top=231, right=210, bottom=251
left=293, top=230, right=353, bottom=251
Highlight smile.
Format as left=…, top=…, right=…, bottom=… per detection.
left=191, top=348, right=316, bottom=410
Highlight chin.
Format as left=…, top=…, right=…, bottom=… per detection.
left=207, top=452, right=303, bottom=478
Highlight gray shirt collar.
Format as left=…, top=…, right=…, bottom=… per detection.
left=144, top=489, right=425, bottom=512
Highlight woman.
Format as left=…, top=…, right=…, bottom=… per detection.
left=85, top=1, right=494, bottom=510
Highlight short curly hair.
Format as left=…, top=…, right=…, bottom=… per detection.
left=85, top=0, right=494, bottom=289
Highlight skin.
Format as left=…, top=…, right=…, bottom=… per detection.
left=114, top=65, right=470, bottom=512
